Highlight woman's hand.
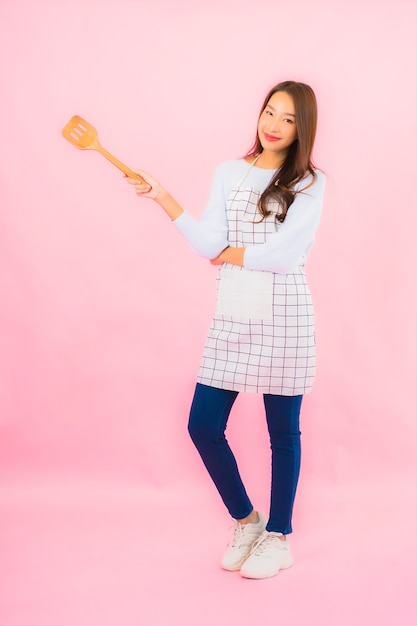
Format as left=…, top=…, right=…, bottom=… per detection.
left=210, top=250, right=227, bottom=265
left=210, top=247, right=246, bottom=267
left=126, top=170, right=185, bottom=221
left=126, top=170, right=166, bottom=203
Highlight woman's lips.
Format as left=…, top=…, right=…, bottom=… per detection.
left=264, top=133, right=280, bottom=142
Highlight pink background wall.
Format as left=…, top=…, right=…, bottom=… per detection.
left=0, top=1, right=416, bottom=625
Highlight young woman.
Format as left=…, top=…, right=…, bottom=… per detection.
left=127, top=81, right=325, bottom=579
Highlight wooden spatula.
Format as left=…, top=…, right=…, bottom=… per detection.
left=62, top=115, right=147, bottom=184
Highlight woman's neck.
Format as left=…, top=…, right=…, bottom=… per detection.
left=247, top=151, right=285, bottom=170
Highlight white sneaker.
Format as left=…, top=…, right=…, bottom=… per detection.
left=240, top=530, right=294, bottom=579
left=220, top=513, right=266, bottom=571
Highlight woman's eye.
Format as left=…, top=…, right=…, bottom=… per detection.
left=265, top=110, right=273, bottom=116
left=284, top=118, right=294, bottom=124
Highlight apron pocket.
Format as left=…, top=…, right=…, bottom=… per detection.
left=216, top=266, right=273, bottom=321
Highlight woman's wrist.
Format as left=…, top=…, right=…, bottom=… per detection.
left=156, top=191, right=184, bottom=221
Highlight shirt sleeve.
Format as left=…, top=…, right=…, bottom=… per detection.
left=243, top=170, right=326, bottom=274
left=172, top=164, right=229, bottom=259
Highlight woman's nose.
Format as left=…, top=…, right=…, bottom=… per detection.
left=268, top=118, right=281, bottom=133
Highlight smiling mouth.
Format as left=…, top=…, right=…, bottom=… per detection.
left=264, top=133, right=279, bottom=142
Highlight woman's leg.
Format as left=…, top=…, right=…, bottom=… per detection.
left=263, top=394, right=303, bottom=535
left=188, top=383, right=253, bottom=520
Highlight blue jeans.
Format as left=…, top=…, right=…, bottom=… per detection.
left=188, top=383, right=302, bottom=535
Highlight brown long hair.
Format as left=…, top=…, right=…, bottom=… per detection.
left=245, top=80, right=318, bottom=222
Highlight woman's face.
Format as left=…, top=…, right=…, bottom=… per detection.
left=257, top=91, right=298, bottom=157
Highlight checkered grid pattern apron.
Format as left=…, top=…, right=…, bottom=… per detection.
left=197, top=182, right=316, bottom=396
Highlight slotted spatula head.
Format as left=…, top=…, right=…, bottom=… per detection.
left=62, top=115, right=100, bottom=150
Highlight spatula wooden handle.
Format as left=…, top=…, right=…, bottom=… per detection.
left=95, top=145, right=147, bottom=183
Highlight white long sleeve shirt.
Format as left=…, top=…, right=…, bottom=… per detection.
left=173, top=159, right=325, bottom=274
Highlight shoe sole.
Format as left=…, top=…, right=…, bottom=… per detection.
left=221, top=552, right=253, bottom=571
left=221, top=562, right=245, bottom=572
left=240, top=555, right=294, bottom=579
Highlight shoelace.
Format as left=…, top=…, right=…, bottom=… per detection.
left=250, top=532, right=286, bottom=555
left=229, top=520, right=260, bottom=548
left=229, top=522, right=245, bottom=548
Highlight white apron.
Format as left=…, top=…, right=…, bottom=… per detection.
left=197, top=163, right=316, bottom=395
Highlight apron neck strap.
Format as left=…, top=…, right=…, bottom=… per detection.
left=236, top=154, right=261, bottom=187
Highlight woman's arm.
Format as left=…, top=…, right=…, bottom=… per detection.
left=126, top=171, right=184, bottom=220
left=127, top=166, right=229, bottom=259
left=212, top=171, right=326, bottom=273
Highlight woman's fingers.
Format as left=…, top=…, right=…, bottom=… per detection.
left=125, top=170, right=164, bottom=200
left=133, top=169, right=157, bottom=187
left=126, top=178, right=150, bottom=194
left=126, top=170, right=151, bottom=193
